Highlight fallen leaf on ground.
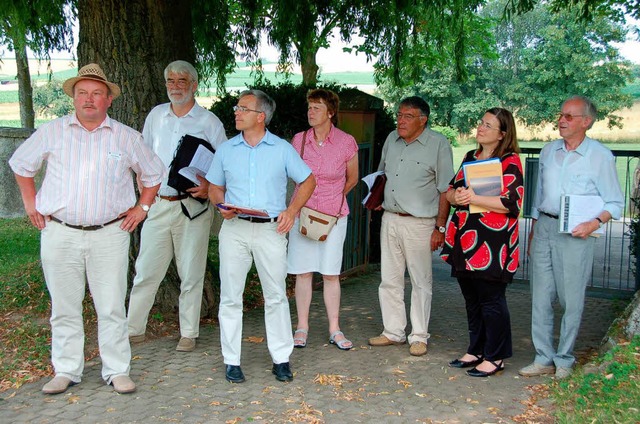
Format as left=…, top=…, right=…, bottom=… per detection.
left=243, top=336, right=264, bottom=343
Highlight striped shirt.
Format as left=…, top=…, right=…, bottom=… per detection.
left=9, top=113, right=166, bottom=226
left=291, top=126, right=358, bottom=216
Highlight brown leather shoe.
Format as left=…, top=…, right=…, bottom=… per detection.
left=42, top=376, right=75, bottom=394
left=176, top=337, right=196, bottom=352
left=111, top=375, right=136, bottom=394
left=409, top=341, right=428, bottom=356
left=368, top=335, right=405, bottom=346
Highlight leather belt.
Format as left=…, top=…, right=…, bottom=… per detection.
left=159, top=194, right=189, bottom=201
left=390, top=211, right=412, bottom=217
left=238, top=216, right=277, bottom=223
left=49, top=216, right=122, bottom=231
left=540, top=211, right=559, bottom=219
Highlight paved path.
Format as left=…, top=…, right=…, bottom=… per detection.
left=1, top=256, right=617, bottom=423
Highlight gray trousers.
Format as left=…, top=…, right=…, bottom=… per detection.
left=529, top=214, right=595, bottom=369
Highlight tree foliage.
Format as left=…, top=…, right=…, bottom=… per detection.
left=0, top=0, right=75, bottom=128
left=378, top=0, right=633, bottom=134
left=32, top=79, right=73, bottom=118
left=192, top=0, right=487, bottom=90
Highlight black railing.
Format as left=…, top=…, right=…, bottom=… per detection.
left=517, top=147, right=640, bottom=295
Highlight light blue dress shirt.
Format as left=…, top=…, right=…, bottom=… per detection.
left=531, top=136, right=624, bottom=220
left=206, top=130, right=312, bottom=218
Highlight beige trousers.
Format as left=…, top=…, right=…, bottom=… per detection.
left=378, top=212, right=435, bottom=344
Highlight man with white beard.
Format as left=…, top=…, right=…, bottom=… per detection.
left=127, top=60, right=227, bottom=352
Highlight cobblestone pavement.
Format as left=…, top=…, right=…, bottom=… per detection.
left=0, top=255, right=618, bottom=423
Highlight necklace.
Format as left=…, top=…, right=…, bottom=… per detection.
left=317, top=140, right=324, bottom=147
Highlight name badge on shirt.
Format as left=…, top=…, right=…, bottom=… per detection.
left=108, top=151, right=122, bottom=160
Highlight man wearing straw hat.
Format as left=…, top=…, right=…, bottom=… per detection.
left=9, top=63, right=166, bottom=395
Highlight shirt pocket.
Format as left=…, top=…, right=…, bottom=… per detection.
left=568, top=172, right=596, bottom=193
left=106, top=151, right=129, bottom=183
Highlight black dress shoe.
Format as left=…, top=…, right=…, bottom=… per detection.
left=225, top=365, right=245, bottom=383
left=449, top=354, right=483, bottom=368
left=466, top=360, right=504, bottom=377
left=272, top=362, right=293, bottom=382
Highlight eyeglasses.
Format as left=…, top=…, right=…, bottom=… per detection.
left=165, top=78, right=191, bottom=88
left=233, top=105, right=263, bottom=114
left=558, top=113, right=586, bottom=122
left=477, top=120, right=500, bottom=131
left=396, top=113, right=425, bottom=120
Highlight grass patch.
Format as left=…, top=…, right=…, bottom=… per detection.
left=551, top=336, right=640, bottom=423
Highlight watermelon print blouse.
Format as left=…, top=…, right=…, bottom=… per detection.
left=441, top=150, right=524, bottom=284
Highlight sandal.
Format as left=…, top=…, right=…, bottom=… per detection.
left=293, top=329, right=308, bottom=348
left=329, top=331, right=353, bottom=351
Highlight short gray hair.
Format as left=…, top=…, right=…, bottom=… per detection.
left=564, top=95, right=598, bottom=129
left=164, top=60, right=198, bottom=84
left=239, top=89, right=276, bottom=125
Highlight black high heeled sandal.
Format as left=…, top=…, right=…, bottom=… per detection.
left=466, top=359, right=504, bottom=377
left=448, top=354, right=483, bottom=368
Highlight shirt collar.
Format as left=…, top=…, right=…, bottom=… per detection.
left=232, top=129, right=275, bottom=146
left=558, top=136, right=591, bottom=156
left=163, top=101, right=201, bottom=118
left=305, top=125, right=336, bottom=146
left=68, top=113, right=113, bottom=132
left=395, top=127, right=429, bottom=146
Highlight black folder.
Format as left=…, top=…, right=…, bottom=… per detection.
left=167, top=134, right=215, bottom=194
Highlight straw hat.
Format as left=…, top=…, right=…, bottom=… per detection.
left=62, top=63, right=121, bottom=99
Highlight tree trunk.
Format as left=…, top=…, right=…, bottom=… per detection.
left=77, top=0, right=195, bottom=130
left=299, top=40, right=320, bottom=86
left=14, top=37, right=35, bottom=129
left=76, top=0, right=219, bottom=320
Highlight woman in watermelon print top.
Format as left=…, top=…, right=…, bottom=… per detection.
left=440, top=107, right=523, bottom=378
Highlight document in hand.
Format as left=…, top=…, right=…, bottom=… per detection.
left=178, top=144, right=215, bottom=186
left=216, top=203, right=269, bottom=218
left=168, top=135, right=215, bottom=193
left=559, top=195, right=605, bottom=236
left=462, top=158, right=503, bottom=213
left=361, top=171, right=386, bottom=210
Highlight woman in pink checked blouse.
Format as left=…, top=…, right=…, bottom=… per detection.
left=287, top=89, right=359, bottom=351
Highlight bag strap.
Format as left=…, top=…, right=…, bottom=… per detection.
left=298, top=129, right=344, bottom=218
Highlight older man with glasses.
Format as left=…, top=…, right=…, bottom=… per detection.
left=519, top=95, right=624, bottom=380
left=206, top=89, right=315, bottom=383
left=127, top=60, right=227, bottom=352
left=368, top=96, right=454, bottom=357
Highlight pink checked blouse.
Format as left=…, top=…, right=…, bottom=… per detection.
left=291, top=125, right=358, bottom=216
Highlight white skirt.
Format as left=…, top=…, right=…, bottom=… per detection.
left=287, top=216, right=348, bottom=275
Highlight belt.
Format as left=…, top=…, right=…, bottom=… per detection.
left=49, top=216, right=122, bottom=231
left=540, top=211, right=559, bottom=219
left=389, top=211, right=412, bottom=217
left=159, top=194, right=189, bottom=201
left=238, top=216, right=277, bottom=223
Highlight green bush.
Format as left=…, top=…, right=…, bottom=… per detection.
left=209, top=81, right=395, bottom=142
left=432, top=125, right=459, bottom=147
left=33, top=79, right=73, bottom=118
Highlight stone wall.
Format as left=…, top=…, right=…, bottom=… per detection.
left=0, top=127, right=34, bottom=218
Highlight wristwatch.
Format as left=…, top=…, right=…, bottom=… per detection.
left=436, top=225, right=446, bottom=233
left=139, top=203, right=150, bottom=213
left=595, top=217, right=604, bottom=228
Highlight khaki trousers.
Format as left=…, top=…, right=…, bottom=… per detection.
left=379, top=212, right=435, bottom=344
left=128, top=197, right=213, bottom=338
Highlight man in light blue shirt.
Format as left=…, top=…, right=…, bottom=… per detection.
left=519, top=96, right=624, bottom=380
left=206, top=89, right=315, bottom=384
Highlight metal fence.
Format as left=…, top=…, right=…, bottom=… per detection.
left=516, top=147, right=640, bottom=296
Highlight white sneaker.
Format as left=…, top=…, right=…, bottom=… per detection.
left=518, top=362, right=555, bottom=376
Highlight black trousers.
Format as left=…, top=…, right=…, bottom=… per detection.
left=457, top=277, right=512, bottom=361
